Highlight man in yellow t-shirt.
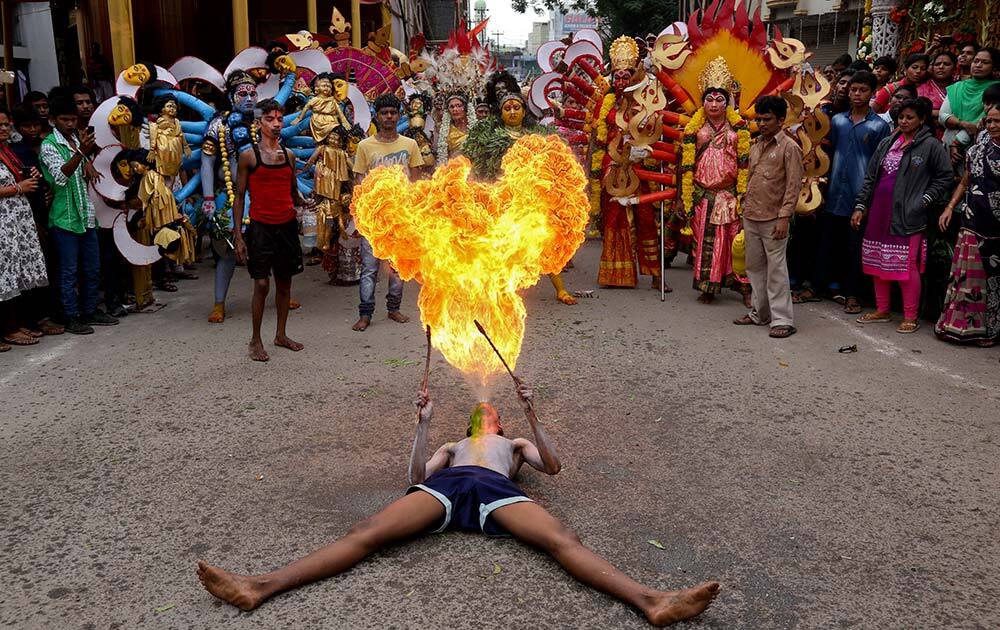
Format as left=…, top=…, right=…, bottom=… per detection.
left=351, top=94, right=424, bottom=331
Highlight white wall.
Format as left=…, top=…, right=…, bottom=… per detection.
left=15, top=2, right=59, bottom=93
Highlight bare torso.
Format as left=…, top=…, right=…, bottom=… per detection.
left=442, top=434, right=522, bottom=478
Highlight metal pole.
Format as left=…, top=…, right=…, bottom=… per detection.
left=660, top=200, right=665, bottom=301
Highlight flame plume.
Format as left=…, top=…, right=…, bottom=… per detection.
left=352, top=135, right=588, bottom=379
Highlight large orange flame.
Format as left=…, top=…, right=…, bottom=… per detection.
left=352, top=134, right=589, bottom=379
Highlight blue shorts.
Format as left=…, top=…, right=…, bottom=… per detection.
left=407, top=466, right=533, bottom=536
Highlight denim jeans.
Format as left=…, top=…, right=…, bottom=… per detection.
left=359, top=236, right=403, bottom=317
left=50, top=226, right=100, bottom=319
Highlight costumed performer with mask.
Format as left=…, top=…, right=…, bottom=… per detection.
left=464, top=72, right=579, bottom=305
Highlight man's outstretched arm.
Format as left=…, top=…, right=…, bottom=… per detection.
left=408, top=389, right=451, bottom=485
left=408, top=389, right=432, bottom=485
left=514, top=381, right=561, bottom=475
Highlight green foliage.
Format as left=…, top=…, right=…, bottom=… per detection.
left=463, top=117, right=556, bottom=181
left=511, top=0, right=680, bottom=39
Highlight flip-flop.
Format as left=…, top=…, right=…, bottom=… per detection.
left=769, top=325, right=797, bottom=338
left=18, top=327, right=43, bottom=338
left=156, top=283, right=179, bottom=293
left=3, top=333, right=39, bottom=346
left=38, top=320, right=64, bottom=335
left=896, top=321, right=920, bottom=334
left=844, top=298, right=863, bottom=315
left=0, top=341, right=10, bottom=352
left=792, top=290, right=821, bottom=303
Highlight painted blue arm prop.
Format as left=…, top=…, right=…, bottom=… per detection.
left=180, top=120, right=207, bottom=134
left=290, top=147, right=314, bottom=160
left=284, top=135, right=315, bottom=148
left=153, top=88, right=216, bottom=121
left=282, top=112, right=312, bottom=137
left=397, top=115, right=410, bottom=133
left=182, top=149, right=203, bottom=171
left=297, top=175, right=313, bottom=196
left=174, top=172, right=201, bottom=203
left=276, top=74, right=295, bottom=106
left=184, top=133, right=203, bottom=145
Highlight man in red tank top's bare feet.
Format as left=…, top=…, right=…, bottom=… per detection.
left=230, top=101, right=312, bottom=361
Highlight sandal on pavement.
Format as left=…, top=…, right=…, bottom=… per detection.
left=38, top=320, right=64, bottom=335
left=156, top=282, right=178, bottom=292
left=792, top=289, right=821, bottom=303
left=896, top=320, right=920, bottom=334
left=733, top=314, right=767, bottom=326
left=4, top=332, right=40, bottom=346
left=844, top=298, right=863, bottom=315
left=769, top=325, right=797, bottom=338
left=857, top=311, right=892, bottom=324
left=18, top=327, right=43, bottom=338
left=0, top=341, right=9, bottom=352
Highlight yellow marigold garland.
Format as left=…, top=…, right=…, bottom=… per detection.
left=595, top=93, right=615, bottom=144
left=680, top=107, right=749, bottom=215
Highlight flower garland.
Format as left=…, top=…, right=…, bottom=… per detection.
left=592, top=93, right=615, bottom=174
left=216, top=118, right=259, bottom=238
left=680, top=107, right=749, bottom=215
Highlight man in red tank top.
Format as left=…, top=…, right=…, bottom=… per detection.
left=232, top=99, right=313, bottom=362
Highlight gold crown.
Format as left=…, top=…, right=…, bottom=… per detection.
left=609, top=36, right=640, bottom=72
left=698, top=56, right=735, bottom=94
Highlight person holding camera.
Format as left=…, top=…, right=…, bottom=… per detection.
left=38, top=95, right=116, bottom=335
left=0, top=108, right=49, bottom=351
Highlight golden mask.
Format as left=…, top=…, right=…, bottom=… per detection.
left=108, top=103, right=133, bottom=126
left=333, top=78, right=349, bottom=101
left=274, top=55, right=296, bottom=74
left=501, top=99, right=525, bottom=128
left=115, top=160, right=132, bottom=180
left=123, top=64, right=151, bottom=86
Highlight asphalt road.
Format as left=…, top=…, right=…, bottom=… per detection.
left=2, top=241, right=998, bottom=630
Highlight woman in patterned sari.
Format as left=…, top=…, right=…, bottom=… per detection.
left=935, top=106, right=1000, bottom=346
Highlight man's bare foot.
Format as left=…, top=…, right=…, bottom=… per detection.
left=742, top=292, right=753, bottom=308
left=197, top=560, right=266, bottom=611
left=289, top=298, right=301, bottom=310
left=697, top=292, right=714, bottom=304
left=388, top=311, right=410, bottom=323
left=644, top=582, right=721, bottom=626
left=249, top=339, right=269, bottom=362
left=352, top=316, right=371, bottom=331
left=274, top=334, right=304, bottom=351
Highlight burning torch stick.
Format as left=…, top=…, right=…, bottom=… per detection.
left=420, top=325, right=432, bottom=392
left=473, top=320, right=538, bottom=419
left=416, top=325, right=432, bottom=424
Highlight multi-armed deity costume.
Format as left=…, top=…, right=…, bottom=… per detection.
left=530, top=0, right=833, bottom=301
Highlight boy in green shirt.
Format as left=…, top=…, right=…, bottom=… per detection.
left=39, top=95, right=118, bottom=335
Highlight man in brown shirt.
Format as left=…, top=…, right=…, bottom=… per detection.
left=734, top=96, right=804, bottom=338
